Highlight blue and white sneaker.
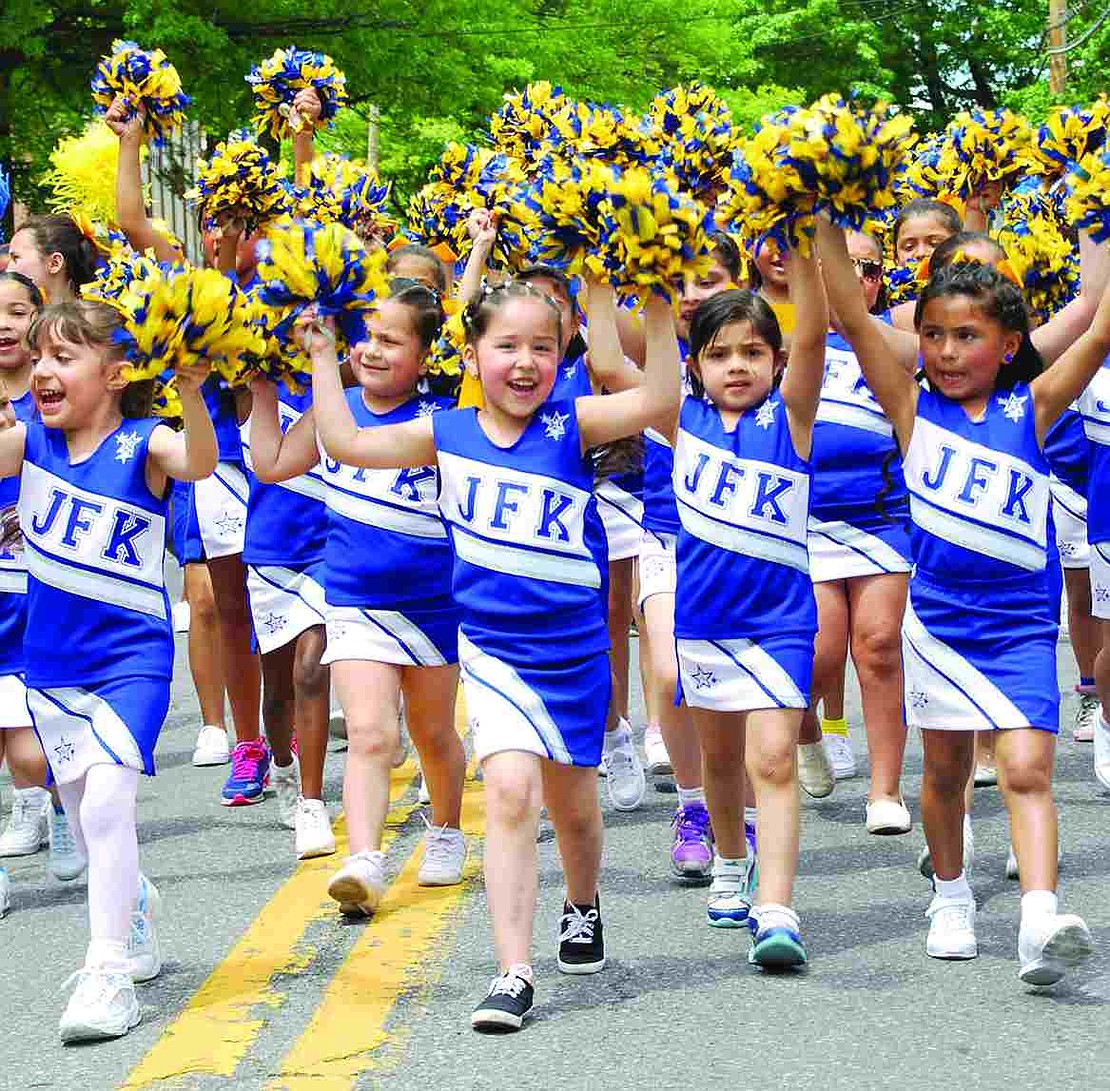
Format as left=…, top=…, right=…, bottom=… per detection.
left=221, top=739, right=271, bottom=806
left=706, top=853, right=757, bottom=929
left=748, top=903, right=806, bottom=968
left=128, top=874, right=162, bottom=982
left=0, top=866, right=9, bottom=917
left=745, top=819, right=757, bottom=858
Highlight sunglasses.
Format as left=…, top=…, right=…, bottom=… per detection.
left=853, top=259, right=883, bottom=282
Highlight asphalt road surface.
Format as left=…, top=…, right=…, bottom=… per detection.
left=1, top=633, right=1108, bottom=1091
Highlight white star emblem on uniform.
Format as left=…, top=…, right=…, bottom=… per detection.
left=997, top=392, right=1028, bottom=422
left=215, top=513, right=244, bottom=535
left=755, top=400, right=778, bottom=429
left=909, top=690, right=930, bottom=709
left=563, top=361, right=578, bottom=380
left=1096, top=586, right=1110, bottom=604
left=691, top=664, right=717, bottom=690
left=115, top=430, right=143, bottom=463
left=416, top=400, right=440, bottom=419
left=541, top=410, right=569, bottom=441
left=54, top=736, right=75, bottom=763
left=261, top=611, right=287, bottom=635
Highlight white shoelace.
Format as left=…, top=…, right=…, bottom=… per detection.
left=1077, top=695, right=1100, bottom=731
left=51, top=813, right=77, bottom=856
left=488, top=971, right=529, bottom=998
left=559, top=904, right=598, bottom=945
left=605, top=745, right=635, bottom=777
left=422, top=818, right=462, bottom=869
left=929, top=901, right=973, bottom=931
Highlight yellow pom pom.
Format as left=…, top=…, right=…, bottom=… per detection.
left=41, top=120, right=148, bottom=226
left=934, top=108, right=1032, bottom=198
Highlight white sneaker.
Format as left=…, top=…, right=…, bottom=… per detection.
left=797, top=742, right=835, bottom=798
left=59, top=967, right=141, bottom=1043
left=1018, top=912, right=1093, bottom=986
left=0, top=787, right=50, bottom=857
left=417, top=774, right=432, bottom=805
left=418, top=823, right=467, bottom=886
left=172, top=599, right=191, bottom=633
left=0, top=867, right=9, bottom=917
left=192, top=725, right=230, bottom=767
left=327, top=850, right=387, bottom=915
left=49, top=809, right=86, bottom=881
left=294, top=797, right=336, bottom=859
left=925, top=893, right=978, bottom=959
left=1073, top=694, right=1100, bottom=741
left=643, top=723, right=672, bottom=776
left=602, top=723, right=646, bottom=811
left=272, top=761, right=301, bottom=831
left=706, top=855, right=755, bottom=929
left=1005, top=840, right=1062, bottom=881
left=822, top=733, right=857, bottom=779
left=128, top=875, right=162, bottom=983
left=865, top=797, right=912, bottom=835
left=1094, top=715, right=1110, bottom=790
left=918, top=815, right=974, bottom=880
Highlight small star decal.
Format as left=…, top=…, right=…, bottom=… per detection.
left=691, top=664, right=717, bottom=690
left=1096, top=586, right=1110, bottom=604
left=641, top=557, right=667, bottom=582
left=330, top=622, right=349, bottom=639
left=1060, top=541, right=1077, bottom=557
left=755, top=399, right=778, bottom=430
left=997, top=392, right=1028, bottom=423
left=214, top=513, right=244, bottom=536
left=541, top=410, right=569, bottom=441
left=909, top=690, right=930, bottom=709
left=54, top=736, right=75, bottom=763
left=115, top=430, right=143, bottom=464
left=416, top=400, right=441, bottom=419
left=260, top=611, right=287, bottom=635
left=563, top=361, right=578, bottom=380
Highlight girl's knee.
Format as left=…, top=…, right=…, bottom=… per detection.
left=293, top=652, right=328, bottom=698
left=852, top=622, right=902, bottom=674
left=346, top=719, right=400, bottom=763
left=1000, top=755, right=1053, bottom=797
left=749, top=747, right=796, bottom=788
left=485, top=773, right=540, bottom=827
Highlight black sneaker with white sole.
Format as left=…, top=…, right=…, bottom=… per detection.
left=557, top=896, right=606, bottom=974
left=471, top=970, right=534, bottom=1032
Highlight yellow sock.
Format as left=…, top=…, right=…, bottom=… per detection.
left=821, top=716, right=848, bottom=737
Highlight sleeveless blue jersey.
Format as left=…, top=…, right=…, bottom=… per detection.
left=1079, top=360, right=1110, bottom=544
left=1044, top=405, right=1091, bottom=496
left=242, top=385, right=328, bottom=567
left=433, top=401, right=610, bottom=661
left=642, top=338, right=690, bottom=536
left=323, top=390, right=454, bottom=607
left=549, top=349, right=593, bottom=403
left=19, top=417, right=173, bottom=687
left=904, top=384, right=1050, bottom=583
left=673, top=394, right=816, bottom=640
left=811, top=329, right=908, bottom=519
left=0, top=392, right=36, bottom=675
left=202, top=375, right=243, bottom=463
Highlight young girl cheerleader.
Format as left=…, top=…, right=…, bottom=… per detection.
left=1084, top=361, right=1110, bottom=787
left=248, top=280, right=468, bottom=904
left=818, top=216, right=1108, bottom=984
left=671, top=248, right=827, bottom=964
left=0, top=299, right=216, bottom=1039
left=802, top=229, right=912, bottom=834
left=7, top=215, right=98, bottom=304
left=309, top=279, right=680, bottom=1031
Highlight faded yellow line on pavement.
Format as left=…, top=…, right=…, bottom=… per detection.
left=122, top=761, right=420, bottom=1089
left=266, top=771, right=485, bottom=1091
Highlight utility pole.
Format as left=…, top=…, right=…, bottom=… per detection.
left=1049, top=0, right=1068, bottom=95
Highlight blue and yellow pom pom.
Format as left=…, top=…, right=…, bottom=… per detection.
left=1030, top=97, right=1110, bottom=180
left=1066, top=146, right=1110, bottom=243
left=90, top=40, right=189, bottom=144
left=647, top=83, right=735, bottom=202
left=188, top=130, right=291, bottom=234
left=247, top=47, right=348, bottom=141
left=41, top=120, right=140, bottom=226
left=934, top=107, right=1032, bottom=198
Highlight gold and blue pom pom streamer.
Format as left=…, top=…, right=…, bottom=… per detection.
left=188, top=130, right=291, bottom=235
left=42, top=120, right=142, bottom=226
left=1066, top=147, right=1110, bottom=243
left=884, top=261, right=924, bottom=308
left=646, top=83, right=736, bottom=203
left=523, top=157, right=615, bottom=274
left=934, top=108, right=1033, bottom=199
left=81, top=248, right=165, bottom=312
left=246, top=47, right=348, bottom=142
left=90, top=40, right=189, bottom=145
left=1029, top=97, right=1110, bottom=181
left=489, top=82, right=575, bottom=166
left=424, top=310, right=467, bottom=380
left=152, top=374, right=184, bottom=423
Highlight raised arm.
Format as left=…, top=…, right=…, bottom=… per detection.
left=778, top=249, right=828, bottom=459
left=1030, top=230, right=1110, bottom=364
left=580, top=278, right=644, bottom=394
left=1032, top=273, right=1110, bottom=442
left=291, top=89, right=322, bottom=187
left=576, top=294, right=680, bottom=450
left=247, top=380, right=320, bottom=482
left=146, top=363, right=219, bottom=488
left=106, top=98, right=180, bottom=264
left=816, top=218, right=918, bottom=450
left=309, top=323, right=436, bottom=468
left=456, top=210, right=497, bottom=307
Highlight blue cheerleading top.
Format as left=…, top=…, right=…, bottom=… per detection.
left=1044, top=405, right=1092, bottom=497
left=241, top=384, right=328, bottom=568
left=811, top=327, right=908, bottom=520
left=0, top=392, right=36, bottom=675
left=19, top=417, right=173, bottom=687
left=1079, top=360, right=1110, bottom=545
left=433, top=401, right=609, bottom=662
left=549, top=348, right=594, bottom=403
left=642, top=337, right=689, bottom=537
left=673, top=394, right=816, bottom=640
left=201, top=375, right=243, bottom=463
left=904, top=383, right=1051, bottom=583
left=322, top=389, right=454, bottom=608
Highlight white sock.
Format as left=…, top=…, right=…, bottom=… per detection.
left=1021, top=889, right=1058, bottom=923
left=677, top=786, right=706, bottom=807
left=744, top=807, right=758, bottom=827
left=604, top=720, right=632, bottom=751
left=935, top=872, right=973, bottom=902
left=713, top=852, right=747, bottom=872
left=84, top=938, right=130, bottom=972
left=505, top=962, right=534, bottom=984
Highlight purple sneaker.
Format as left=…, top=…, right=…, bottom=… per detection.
left=670, top=802, right=713, bottom=882
left=221, top=739, right=271, bottom=806
left=745, top=819, right=758, bottom=859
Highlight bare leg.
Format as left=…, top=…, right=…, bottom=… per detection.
left=996, top=728, right=1058, bottom=893
left=207, top=554, right=260, bottom=744
left=802, top=581, right=849, bottom=746
left=920, top=731, right=975, bottom=881
left=542, top=763, right=604, bottom=905
left=1064, top=567, right=1100, bottom=682
left=606, top=557, right=635, bottom=724
left=402, top=664, right=464, bottom=828
left=184, top=563, right=227, bottom=728
left=292, top=627, right=329, bottom=800
left=691, top=708, right=746, bottom=858
left=746, top=708, right=803, bottom=905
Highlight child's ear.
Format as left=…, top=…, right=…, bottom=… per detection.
left=104, top=358, right=129, bottom=394
left=45, top=251, right=66, bottom=278
left=462, top=343, right=479, bottom=378
left=1002, top=330, right=1023, bottom=364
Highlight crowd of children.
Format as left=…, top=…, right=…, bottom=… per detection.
left=0, top=47, right=1108, bottom=1042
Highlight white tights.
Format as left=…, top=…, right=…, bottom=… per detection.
left=56, top=763, right=140, bottom=968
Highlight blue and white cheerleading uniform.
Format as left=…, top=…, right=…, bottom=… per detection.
left=807, top=329, right=911, bottom=581
left=673, top=394, right=817, bottom=710
left=243, top=386, right=329, bottom=654
left=1080, top=360, right=1110, bottom=618
left=320, top=390, right=458, bottom=666
left=20, top=418, right=173, bottom=782
left=0, top=392, right=36, bottom=728
left=901, top=384, right=1058, bottom=732
left=433, top=401, right=611, bottom=766
left=1045, top=406, right=1091, bottom=570
left=188, top=376, right=248, bottom=560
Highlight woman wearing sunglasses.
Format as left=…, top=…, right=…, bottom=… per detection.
left=800, top=230, right=914, bottom=834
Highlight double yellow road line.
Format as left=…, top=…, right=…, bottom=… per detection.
left=124, top=726, right=483, bottom=1089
